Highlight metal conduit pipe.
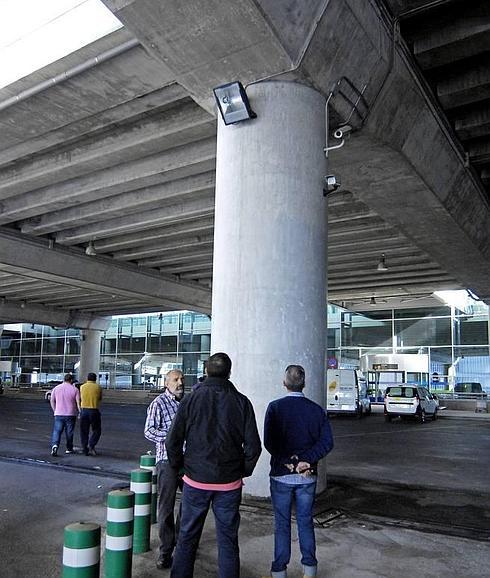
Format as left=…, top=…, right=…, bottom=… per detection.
left=0, top=38, right=140, bottom=113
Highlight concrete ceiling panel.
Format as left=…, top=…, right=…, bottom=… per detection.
left=0, top=137, right=216, bottom=223
left=21, top=171, right=216, bottom=236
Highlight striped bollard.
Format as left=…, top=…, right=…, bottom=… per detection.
left=130, top=468, right=152, bottom=554
left=105, top=489, right=135, bottom=578
left=140, top=454, right=157, bottom=524
left=63, top=522, right=100, bottom=578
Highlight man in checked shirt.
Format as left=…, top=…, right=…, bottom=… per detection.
left=144, top=369, right=185, bottom=570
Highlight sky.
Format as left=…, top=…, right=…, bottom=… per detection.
left=0, top=0, right=122, bottom=90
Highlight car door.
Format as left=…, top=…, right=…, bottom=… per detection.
left=419, top=387, right=436, bottom=414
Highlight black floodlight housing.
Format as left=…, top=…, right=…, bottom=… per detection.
left=213, top=81, right=256, bottom=125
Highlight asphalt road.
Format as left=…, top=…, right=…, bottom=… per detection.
left=0, top=397, right=489, bottom=536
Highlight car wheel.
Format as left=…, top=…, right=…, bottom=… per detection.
left=418, top=409, right=426, bottom=424
left=432, top=408, right=438, bottom=421
left=384, top=414, right=392, bottom=423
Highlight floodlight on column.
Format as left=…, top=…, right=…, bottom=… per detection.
left=213, top=81, right=256, bottom=125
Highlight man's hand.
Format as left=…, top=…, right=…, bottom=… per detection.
left=296, top=461, right=312, bottom=477
left=283, top=454, right=299, bottom=473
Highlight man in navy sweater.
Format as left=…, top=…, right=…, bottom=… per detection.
left=264, top=365, right=334, bottom=578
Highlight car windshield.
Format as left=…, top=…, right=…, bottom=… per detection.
left=455, top=383, right=482, bottom=393
left=386, top=387, right=417, bottom=398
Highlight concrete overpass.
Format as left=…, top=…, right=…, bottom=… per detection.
left=0, top=0, right=487, bottom=330
left=0, top=0, right=489, bottom=495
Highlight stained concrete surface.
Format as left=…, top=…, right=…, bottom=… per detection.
left=1, top=461, right=488, bottom=578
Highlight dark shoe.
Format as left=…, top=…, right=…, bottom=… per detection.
left=88, top=447, right=97, bottom=456
left=51, top=445, right=58, bottom=457
left=156, top=555, right=173, bottom=569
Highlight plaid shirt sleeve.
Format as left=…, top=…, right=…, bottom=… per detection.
left=144, top=393, right=178, bottom=461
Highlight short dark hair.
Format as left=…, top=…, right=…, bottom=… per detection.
left=64, top=373, right=73, bottom=383
left=284, top=365, right=305, bottom=392
left=87, top=373, right=97, bottom=381
left=206, top=352, right=232, bottom=378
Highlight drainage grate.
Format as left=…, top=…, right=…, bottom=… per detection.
left=314, top=508, right=346, bottom=527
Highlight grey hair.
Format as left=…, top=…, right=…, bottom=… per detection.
left=284, top=365, right=305, bottom=391
left=165, top=369, right=183, bottom=383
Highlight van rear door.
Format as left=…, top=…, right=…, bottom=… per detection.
left=327, top=369, right=357, bottom=414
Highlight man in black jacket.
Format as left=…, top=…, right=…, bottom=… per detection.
left=166, top=352, right=261, bottom=578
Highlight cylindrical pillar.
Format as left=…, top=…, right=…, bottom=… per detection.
left=212, top=81, right=328, bottom=496
left=63, top=522, right=101, bottom=577
left=79, top=330, right=102, bottom=385
left=140, top=454, right=157, bottom=524
left=130, top=468, right=152, bottom=553
left=105, top=489, right=135, bottom=578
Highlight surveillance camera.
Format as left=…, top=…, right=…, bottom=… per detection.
left=333, top=124, right=353, bottom=139
left=323, top=175, right=341, bottom=196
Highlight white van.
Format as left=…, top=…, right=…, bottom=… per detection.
left=327, top=369, right=371, bottom=417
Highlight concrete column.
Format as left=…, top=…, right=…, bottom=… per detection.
left=79, top=329, right=102, bottom=384
left=212, top=81, right=328, bottom=496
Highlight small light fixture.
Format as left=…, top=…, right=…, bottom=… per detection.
left=377, top=254, right=388, bottom=272
left=20, top=300, right=26, bottom=309
left=85, top=241, right=97, bottom=256
left=370, top=296, right=376, bottom=305
left=213, top=81, right=256, bottom=125
left=48, top=238, right=54, bottom=249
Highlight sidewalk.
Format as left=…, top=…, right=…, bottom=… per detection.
left=1, top=460, right=488, bottom=578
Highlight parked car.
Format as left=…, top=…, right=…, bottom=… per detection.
left=453, top=382, right=487, bottom=399
left=384, top=385, right=439, bottom=423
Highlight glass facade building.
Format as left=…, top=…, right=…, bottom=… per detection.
left=1, top=299, right=489, bottom=391
left=0, top=311, right=211, bottom=388
left=328, top=300, right=490, bottom=391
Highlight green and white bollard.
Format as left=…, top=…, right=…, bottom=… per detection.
left=105, top=489, right=135, bottom=578
left=130, top=468, right=152, bottom=554
left=140, top=454, right=157, bottom=524
left=63, top=522, right=101, bottom=578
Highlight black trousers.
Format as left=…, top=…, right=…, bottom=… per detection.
left=157, top=460, right=182, bottom=559
left=79, top=408, right=101, bottom=451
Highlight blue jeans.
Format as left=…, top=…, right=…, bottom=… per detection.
left=51, top=416, right=76, bottom=451
left=171, top=483, right=242, bottom=578
left=270, top=478, right=317, bottom=577
left=79, top=408, right=101, bottom=451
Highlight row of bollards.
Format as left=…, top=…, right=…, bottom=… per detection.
left=62, top=454, right=157, bottom=577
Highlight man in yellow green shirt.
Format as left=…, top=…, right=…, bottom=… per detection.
left=80, top=372, right=102, bottom=456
